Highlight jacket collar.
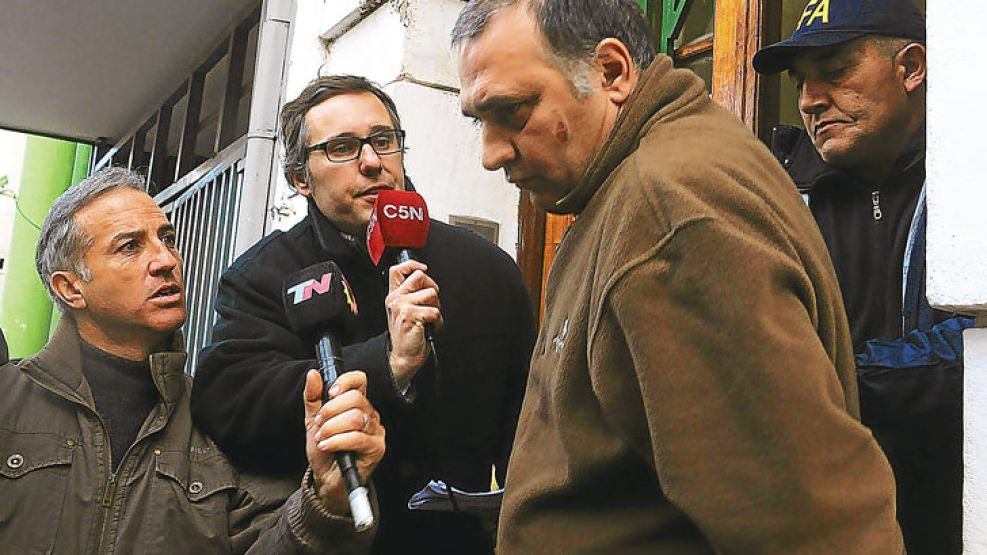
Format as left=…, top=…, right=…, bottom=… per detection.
left=24, top=317, right=188, bottom=409
left=308, top=199, right=366, bottom=260
left=771, top=123, right=926, bottom=192
left=552, top=55, right=709, bottom=215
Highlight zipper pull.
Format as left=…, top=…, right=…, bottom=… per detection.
left=871, top=190, right=883, bottom=221
left=101, top=474, right=117, bottom=507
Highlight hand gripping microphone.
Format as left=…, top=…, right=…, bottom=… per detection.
left=366, top=190, right=438, bottom=362
left=283, top=261, right=373, bottom=532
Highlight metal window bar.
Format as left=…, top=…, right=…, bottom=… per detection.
left=154, top=136, right=247, bottom=373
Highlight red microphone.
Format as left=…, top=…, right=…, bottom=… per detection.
left=367, top=189, right=430, bottom=265
left=366, top=189, right=438, bottom=365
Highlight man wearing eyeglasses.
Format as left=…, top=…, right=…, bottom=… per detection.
left=192, top=75, right=535, bottom=555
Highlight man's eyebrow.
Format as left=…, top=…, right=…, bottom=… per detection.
left=813, top=45, right=853, bottom=66
left=463, top=92, right=534, bottom=118
left=320, top=132, right=356, bottom=141
left=110, top=229, right=146, bottom=245
left=789, top=46, right=843, bottom=77
left=318, top=125, right=395, bottom=142
left=159, top=222, right=176, bottom=235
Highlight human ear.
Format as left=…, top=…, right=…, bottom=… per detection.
left=291, top=170, right=313, bottom=198
left=595, top=38, right=638, bottom=106
left=897, top=43, right=927, bottom=94
left=50, top=271, right=87, bottom=310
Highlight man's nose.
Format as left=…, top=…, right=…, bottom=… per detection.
left=481, top=125, right=517, bottom=172
left=798, top=77, right=829, bottom=116
left=149, top=240, right=181, bottom=275
left=358, top=143, right=383, bottom=174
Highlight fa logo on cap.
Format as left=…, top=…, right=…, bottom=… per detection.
left=796, top=0, right=830, bottom=31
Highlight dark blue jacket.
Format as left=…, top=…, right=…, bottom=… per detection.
left=772, top=125, right=973, bottom=555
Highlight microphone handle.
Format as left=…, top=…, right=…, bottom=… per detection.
left=315, top=334, right=375, bottom=532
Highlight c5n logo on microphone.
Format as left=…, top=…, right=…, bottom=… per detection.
left=382, top=204, right=425, bottom=221
left=287, top=273, right=333, bottom=304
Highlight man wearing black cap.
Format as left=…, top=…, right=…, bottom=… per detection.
left=754, top=2, right=974, bottom=553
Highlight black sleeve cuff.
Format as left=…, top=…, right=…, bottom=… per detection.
left=344, top=332, right=416, bottom=410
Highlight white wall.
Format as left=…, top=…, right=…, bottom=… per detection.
left=271, top=0, right=520, bottom=258
left=927, top=2, right=987, bottom=552
left=0, top=131, right=28, bottom=300
left=927, top=10, right=987, bottom=313
left=966, top=329, right=987, bottom=553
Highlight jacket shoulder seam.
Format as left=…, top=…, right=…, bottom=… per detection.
left=586, top=216, right=716, bottom=361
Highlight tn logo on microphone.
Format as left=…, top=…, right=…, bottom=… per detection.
left=287, top=273, right=332, bottom=304
left=286, top=272, right=359, bottom=314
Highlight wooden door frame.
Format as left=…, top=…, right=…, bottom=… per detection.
left=711, top=0, right=781, bottom=140
left=517, top=191, right=547, bottom=313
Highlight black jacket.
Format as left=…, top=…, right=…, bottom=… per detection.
left=191, top=201, right=534, bottom=554
left=771, top=125, right=973, bottom=555
left=771, top=125, right=936, bottom=351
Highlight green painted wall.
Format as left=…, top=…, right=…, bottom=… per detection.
left=45, top=143, right=93, bottom=338
left=0, top=137, right=90, bottom=358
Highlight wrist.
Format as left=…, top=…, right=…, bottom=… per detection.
left=387, top=335, right=426, bottom=385
left=311, top=465, right=350, bottom=515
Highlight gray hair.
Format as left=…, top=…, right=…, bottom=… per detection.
left=36, top=167, right=148, bottom=312
left=868, top=35, right=920, bottom=58
left=280, top=75, right=404, bottom=187
left=451, top=0, right=656, bottom=96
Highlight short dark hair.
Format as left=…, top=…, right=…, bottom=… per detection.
left=279, top=75, right=403, bottom=185
left=451, top=0, right=656, bottom=93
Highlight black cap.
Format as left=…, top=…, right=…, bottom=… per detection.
left=752, top=0, right=925, bottom=74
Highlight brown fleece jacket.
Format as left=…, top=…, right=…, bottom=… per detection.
left=497, top=56, right=903, bottom=554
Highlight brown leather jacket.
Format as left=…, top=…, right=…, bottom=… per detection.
left=0, top=319, right=372, bottom=554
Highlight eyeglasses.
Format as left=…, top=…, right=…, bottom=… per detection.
left=306, top=129, right=406, bottom=163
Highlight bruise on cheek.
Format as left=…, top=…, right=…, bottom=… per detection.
left=553, top=121, right=569, bottom=143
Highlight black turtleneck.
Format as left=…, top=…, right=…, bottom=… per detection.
left=80, top=340, right=159, bottom=471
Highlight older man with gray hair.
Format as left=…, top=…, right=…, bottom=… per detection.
left=0, top=166, right=385, bottom=554
left=452, top=0, right=904, bottom=552
left=754, top=2, right=971, bottom=552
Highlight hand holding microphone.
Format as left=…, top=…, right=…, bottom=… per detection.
left=367, top=190, right=443, bottom=386
left=284, top=262, right=378, bottom=531
left=386, top=259, right=443, bottom=383
left=302, top=369, right=384, bottom=520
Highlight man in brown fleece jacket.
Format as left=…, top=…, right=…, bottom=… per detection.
left=452, top=0, right=904, bottom=553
